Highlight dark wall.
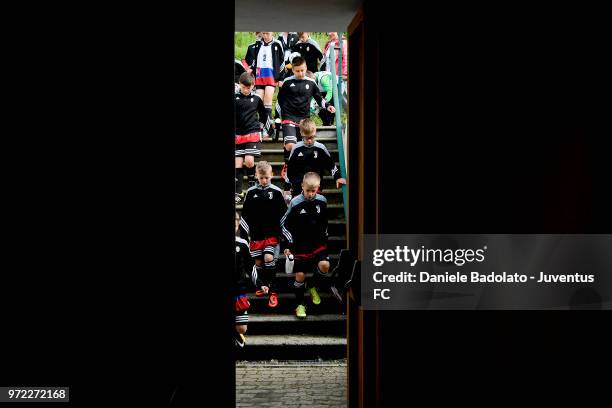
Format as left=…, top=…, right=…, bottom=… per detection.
left=361, top=2, right=611, bottom=405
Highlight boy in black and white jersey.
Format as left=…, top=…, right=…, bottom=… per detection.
left=292, top=32, right=324, bottom=73
left=239, top=161, right=287, bottom=309
left=285, top=118, right=346, bottom=197
left=234, top=212, right=253, bottom=348
left=234, top=73, right=272, bottom=203
left=244, top=32, right=284, bottom=140
left=277, top=56, right=335, bottom=193
left=281, top=172, right=330, bottom=319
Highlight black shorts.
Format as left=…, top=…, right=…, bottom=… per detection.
left=293, top=248, right=330, bottom=273
left=235, top=309, right=248, bottom=325
left=235, top=142, right=261, bottom=157
left=255, top=84, right=276, bottom=90
left=282, top=123, right=302, bottom=145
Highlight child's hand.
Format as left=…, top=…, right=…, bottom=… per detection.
left=260, top=286, right=269, bottom=295
left=284, top=249, right=292, bottom=257
left=336, top=178, right=347, bottom=188
left=327, top=105, right=336, bottom=113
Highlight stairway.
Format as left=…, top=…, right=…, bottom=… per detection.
left=236, top=126, right=347, bottom=360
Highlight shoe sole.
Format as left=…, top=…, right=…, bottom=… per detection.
left=268, top=295, right=279, bottom=308
left=310, top=290, right=321, bottom=305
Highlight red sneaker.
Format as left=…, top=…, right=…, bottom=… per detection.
left=268, top=292, right=279, bottom=308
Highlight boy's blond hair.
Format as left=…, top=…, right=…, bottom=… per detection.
left=299, top=118, right=317, bottom=137
left=256, top=161, right=272, bottom=174
left=302, top=171, right=321, bottom=188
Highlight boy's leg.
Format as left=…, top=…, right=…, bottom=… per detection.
left=319, top=106, right=333, bottom=126
left=244, top=154, right=256, bottom=188
left=264, top=86, right=275, bottom=136
left=308, top=251, right=331, bottom=305
left=282, top=122, right=299, bottom=193
left=234, top=311, right=248, bottom=347
left=263, top=251, right=278, bottom=307
left=256, top=86, right=273, bottom=140
left=311, top=259, right=331, bottom=289
left=235, top=155, right=245, bottom=198
left=273, top=100, right=282, bottom=141
left=293, top=271, right=306, bottom=318
left=252, top=257, right=267, bottom=295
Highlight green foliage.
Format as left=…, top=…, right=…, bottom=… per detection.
left=234, top=32, right=340, bottom=60
left=235, top=32, right=347, bottom=125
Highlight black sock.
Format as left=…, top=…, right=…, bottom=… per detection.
left=311, top=266, right=330, bottom=290
left=284, top=148, right=291, bottom=162
left=264, top=260, right=276, bottom=292
left=235, top=167, right=244, bottom=193
left=265, top=107, right=272, bottom=123
left=245, top=166, right=255, bottom=186
left=294, top=280, right=305, bottom=305
left=252, top=265, right=264, bottom=288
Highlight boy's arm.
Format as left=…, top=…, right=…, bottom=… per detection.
left=311, top=81, right=327, bottom=110
left=321, top=201, right=329, bottom=245
left=239, top=194, right=251, bottom=239
left=285, top=146, right=297, bottom=184
left=320, top=74, right=334, bottom=103
left=280, top=201, right=295, bottom=251
left=321, top=145, right=341, bottom=181
left=310, top=38, right=324, bottom=61
left=274, top=43, right=285, bottom=81
left=239, top=242, right=255, bottom=283
left=244, top=45, right=255, bottom=73
left=277, top=81, right=286, bottom=111
left=277, top=190, right=288, bottom=225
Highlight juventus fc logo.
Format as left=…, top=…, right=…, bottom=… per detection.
left=314, top=151, right=318, bottom=158
left=269, top=192, right=273, bottom=199
left=316, top=205, right=320, bottom=213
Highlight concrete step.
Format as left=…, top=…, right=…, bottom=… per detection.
left=250, top=264, right=340, bottom=295
left=260, top=149, right=339, bottom=163
left=247, top=314, right=346, bottom=335
left=236, top=187, right=344, bottom=204
left=236, top=203, right=346, bottom=219
left=240, top=175, right=339, bottom=190
left=253, top=162, right=340, bottom=177
left=235, top=334, right=346, bottom=360
left=246, top=292, right=344, bottom=314
left=260, top=135, right=338, bottom=149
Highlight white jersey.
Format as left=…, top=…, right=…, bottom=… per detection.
left=256, top=42, right=274, bottom=70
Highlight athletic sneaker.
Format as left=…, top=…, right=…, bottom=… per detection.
left=268, top=292, right=278, bottom=308
left=234, top=332, right=246, bottom=348
left=309, top=287, right=321, bottom=305
left=295, top=304, right=307, bottom=319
